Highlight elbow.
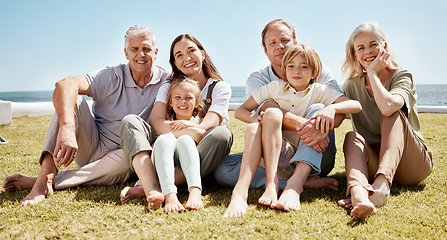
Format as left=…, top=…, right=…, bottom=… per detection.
left=355, top=102, right=362, bottom=113
left=234, top=108, right=242, bottom=120
left=381, top=103, right=400, bottom=117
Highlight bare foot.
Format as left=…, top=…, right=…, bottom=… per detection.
left=146, top=190, right=164, bottom=210
left=304, top=175, right=339, bottom=190
left=276, top=188, right=300, bottom=212
left=223, top=190, right=248, bottom=218
left=369, top=178, right=390, bottom=208
left=351, top=201, right=376, bottom=221
left=3, top=174, right=36, bottom=193
left=337, top=198, right=353, bottom=210
left=185, top=187, right=203, bottom=210
left=120, top=186, right=145, bottom=204
left=164, top=193, right=185, bottom=213
left=258, top=182, right=278, bottom=209
left=20, top=173, right=54, bottom=207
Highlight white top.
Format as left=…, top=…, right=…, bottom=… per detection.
left=246, top=64, right=341, bottom=98
left=155, top=78, right=231, bottom=126
left=252, top=80, right=342, bottom=118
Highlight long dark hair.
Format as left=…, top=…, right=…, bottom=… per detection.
left=169, top=34, right=223, bottom=82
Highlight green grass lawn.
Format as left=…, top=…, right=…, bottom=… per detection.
left=1, top=113, right=447, bottom=239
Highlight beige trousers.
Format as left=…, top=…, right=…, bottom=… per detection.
left=343, top=111, right=432, bottom=196
left=40, top=96, right=133, bottom=189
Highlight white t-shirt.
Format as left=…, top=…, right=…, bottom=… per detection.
left=155, top=78, right=231, bottom=126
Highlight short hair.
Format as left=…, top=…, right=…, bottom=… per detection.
left=261, top=19, right=296, bottom=50
left=281, top=44, right=322, bottom=82
left=342, top=22, right=399, bottom=80
left=124, top=25, right=156, bottom=49
left=166, top=78, right=205, bottom=120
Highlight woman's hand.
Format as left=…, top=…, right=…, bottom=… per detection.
left=169, top=120, right=197, bottom=132
left=312, top=105, right=336, bottom=134
left=367, top=45, right=390, bottom=74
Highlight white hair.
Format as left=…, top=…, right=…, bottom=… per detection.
left=124, top=25, right=156, bottom=48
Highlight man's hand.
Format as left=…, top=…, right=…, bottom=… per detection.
left=298, top=118, right=329, bottom=152
left=53, top=125, right=78, bottom=167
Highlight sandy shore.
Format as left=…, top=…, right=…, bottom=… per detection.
left=7, top=101, right=447, bottom=117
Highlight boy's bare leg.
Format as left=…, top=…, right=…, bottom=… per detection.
left=224, top=123, right=262, bottom=218
left=277, top=162, right=311, bottom=212
left=131, top=151, right=163, bottom=210
left=164, top=192, right=185, bottom=213
left=185, top=187, right=203, bottom=210
left=258, top=108, right=282, bottom=208
left=20, top=152, right=56, bottom=206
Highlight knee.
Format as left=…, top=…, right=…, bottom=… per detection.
left=155, top=134, right=175, bottom=146
left=380, top=110, right=403, bottom=127
left=205, top=126, right=233, bottom=146
left=177, top=135, right=195, bottom=147
left=343, top=131, right=365, bottom=152
left=262, top=108, right=283, bottom=124
left=120, top=114, right=140, bottom=132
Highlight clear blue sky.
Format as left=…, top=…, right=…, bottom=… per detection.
left=1, top=0, right=446, bottom=92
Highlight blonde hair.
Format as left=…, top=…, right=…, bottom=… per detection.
left=342, top=22, right=399, bottom=80
left=281, top=44, right=322, bottom=84
left=166, top=78, right=205, bottom=120
left=124, top=25, right=155, bottom=49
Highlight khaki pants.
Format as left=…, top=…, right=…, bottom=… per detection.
left=119, top=114, right=233, bottom=188
left=343, top=111, right=432, bottom=195
left=40, top=96, right=133, bottom=189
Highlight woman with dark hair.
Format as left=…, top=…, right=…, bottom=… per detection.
left=119, top=34, right=233, bottom=211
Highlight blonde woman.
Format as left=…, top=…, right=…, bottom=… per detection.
left=338, top=22, right=432, bottom=220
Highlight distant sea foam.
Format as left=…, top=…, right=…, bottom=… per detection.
left=1, top=85, right=446, bottom=106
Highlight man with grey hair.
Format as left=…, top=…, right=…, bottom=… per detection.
left=3, top=25, right=170, bottom=206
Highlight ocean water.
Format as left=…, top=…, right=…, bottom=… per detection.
left=1, top=85, right=446, bottom=106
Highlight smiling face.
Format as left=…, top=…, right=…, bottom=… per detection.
left=263, top=24, right=297, bottom=69
left=353, top=31, right=386, bottom=69
left=169, top=82, right=199, bottom=120
left=125, top=36, right=158, bottom=77
left=285, top=54, right=313, bottom=92
left=172, top=38, right=205, bottom=79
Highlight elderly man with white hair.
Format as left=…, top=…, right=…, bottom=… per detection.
left=3, top=25, right=169, bottom=206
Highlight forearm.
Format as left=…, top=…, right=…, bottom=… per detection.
left=282, top=110, right=307, bottom=131
left=368, top=71, right=404, bottom=116
left=332, top=100, right=362, bottom=115
left=53, top=79, right=81, bottom=130
left=172, top=127, right=206, bottom=143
